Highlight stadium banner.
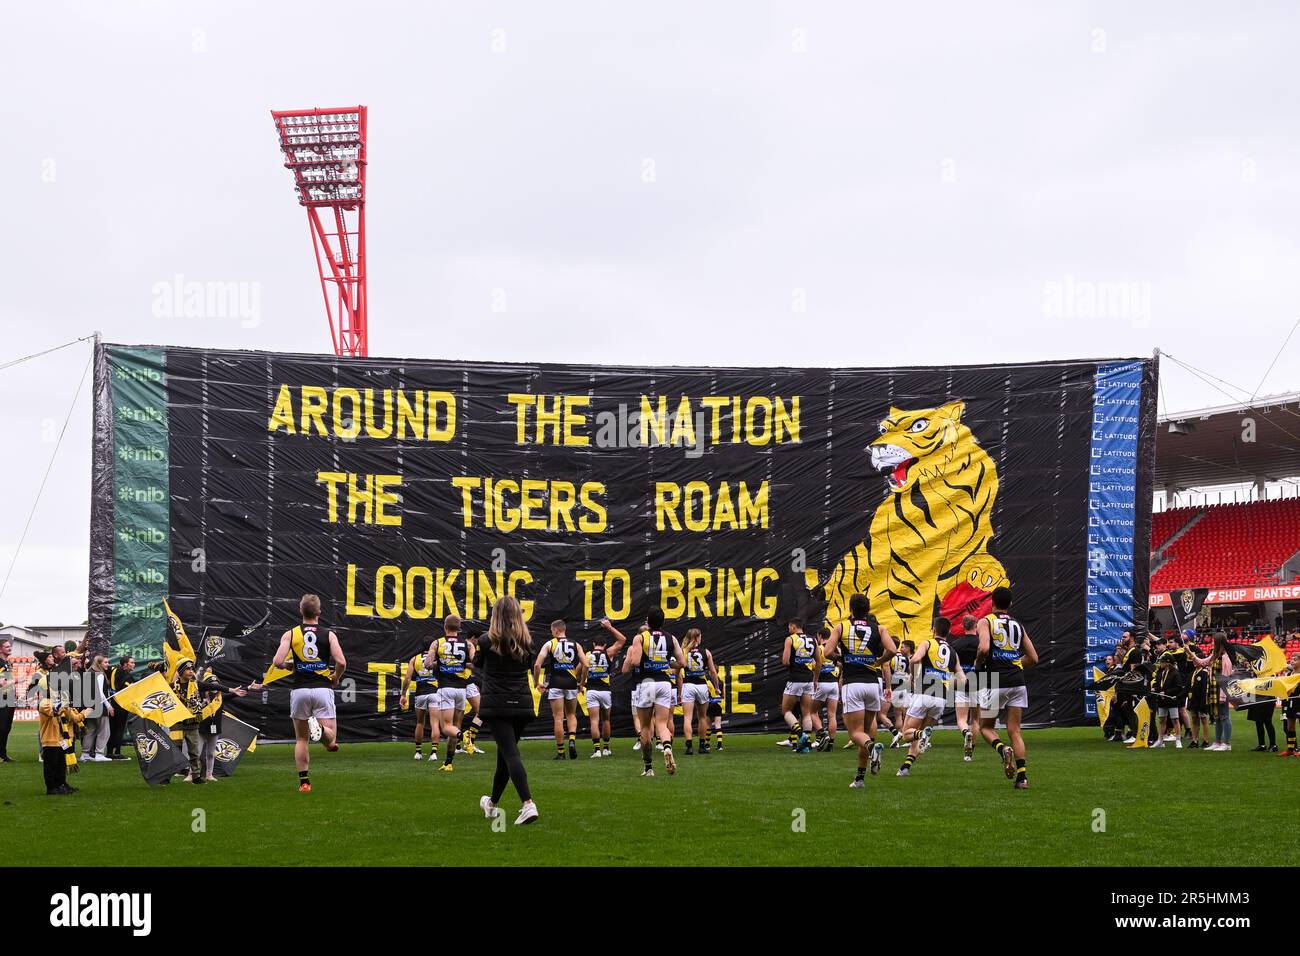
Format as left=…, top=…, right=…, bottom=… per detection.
left=88, top=343, right=1158, bottom=739
left=1166, top=586, right=1209, bottom=632
left=1150, top=584, right=1300, bottom=606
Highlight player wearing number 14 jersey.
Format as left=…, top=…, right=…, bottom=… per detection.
left=271, top=593, right=346, bottom=793
left=975, top=587, right=1038, bottom=790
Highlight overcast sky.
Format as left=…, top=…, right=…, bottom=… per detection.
left=1, top=1, right=1297, bottom=626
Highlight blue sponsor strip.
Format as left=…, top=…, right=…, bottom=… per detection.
left=1084, top=361, right=1143, bottom=715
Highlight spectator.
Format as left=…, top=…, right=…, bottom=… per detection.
left=38, top=690, right=85, bottom=795
left=1148, top=653, right=1184, bottom=748
left=1191, top=633, right=1235, bottom=751
left=0, top=639, right=14, bottom=761
left=195, top=663, right=247, bottom=782
left=1245, top=693, right=1278, bottom=752
left=80, top=655, right=114, bottom=762
left=171, top=658, right=244, bottom=784
left=105, top=656, right=135, bottom=759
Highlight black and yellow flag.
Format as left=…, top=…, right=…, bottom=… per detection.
left=1234, top=673, right=1300, bottom=701
left=1096, top=686, right=1115, bottom=728
left=1127, top=698, right=1152, bottom=749
left=112, top=671, right=194, bottom=728
left=211, top=714, right=259, bottom=778
left=163, top=599, right=196, bottom=682
left=127, top=715, right=188, bottom=786
left=1228, top=637, right=1287, bottom=679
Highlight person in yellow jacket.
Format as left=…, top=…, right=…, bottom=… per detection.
left=38, top=692, right=85, bottom=795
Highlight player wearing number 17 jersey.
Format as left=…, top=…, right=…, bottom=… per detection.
left=824, top=593, right=897, bottom=788
left=975, top=587, right=1038, bottom=790
left=271, top=594, right=346, bottom=793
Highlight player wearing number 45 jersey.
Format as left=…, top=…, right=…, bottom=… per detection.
left=272, top=594, right=346, bottom=793
left=975, top=587, right=1038, bottom=790
left=433, top=617, right=476, bottom=772
left=534, top=621, right=588, bottom=761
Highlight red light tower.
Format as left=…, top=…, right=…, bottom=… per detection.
left=270, top=106, right=369, bottom=357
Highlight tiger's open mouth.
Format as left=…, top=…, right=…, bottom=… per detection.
left=869, top=443, right=918, bottom=491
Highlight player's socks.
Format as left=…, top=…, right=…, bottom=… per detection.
left=446, top=732, right=461, bottom=764
left=567, top=733, right=577, bottom=760
left=714, top=730, right=723, bottom=748
left=854, top=766, right=866, bottom=781
left=685, top=739, right=694, bottom=754
left=1288, top=733, right=1297, bottom=751
left=901, top=753, right=917, bottom=770
left=298, top=770, right=310, bottom=790
left=1015, top=758, right=1026, bottom=783
left=642, top=744, right=654, bottom=770
left=990, top=738, right=1006, bottom=756
left=465, top=720, right=481, bottom=743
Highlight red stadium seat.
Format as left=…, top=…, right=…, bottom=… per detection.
left=1151, top=499, right=1300, bottom=591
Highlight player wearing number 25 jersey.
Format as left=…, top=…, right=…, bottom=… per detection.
left=975, top=587, right=1038, bottom=790
left=433, top=617, right=474, bottom=772
left=271, top=594, right=346, bottom=793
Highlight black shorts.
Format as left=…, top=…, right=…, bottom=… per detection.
left=1284, top=699, right=1300, bottom=721
left=707, top=703, right=722, bottom=718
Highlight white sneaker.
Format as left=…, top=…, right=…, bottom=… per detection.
left=1175, top=739, right=1183, bottom=749
left=514, top=803, right=539, bottom=826
left=413, top=752, right=424, bottom=760
left=1163, top=735, right=1177, bottom=742
left=632, top=740, right=642, bottom=751
left=1205, top=743, right=1222, bottom=751
left=479, top=795, right=499, bottom=819
left=1220, top=744, right=1232, bottom=751
left=1150, top=740, right=1164, bottom=749
left=776, top=738, right=793, bottom=747
left=589, top=750, right=603, bottom=759
left=920, top=728, right=933, bottom=753
left=307, top=716, right=322, bottom=742
left=1123, top=737, right=1137, bottom=744
left=601, top=747, right=611, bottom=757
left=94, top=754, right=111, bottom=762
left=79, top=754, right=93, bottom=763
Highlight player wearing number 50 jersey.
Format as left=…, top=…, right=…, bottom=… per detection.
left=824, top=593, right=897, bottom=788
left=271, top=594, right=346, bottom=793
left=587, top=620, right=628, bottom=758
left=975, top=587, right=1038, bottom=790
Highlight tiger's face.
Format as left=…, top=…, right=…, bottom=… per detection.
left=869, top=401, right=967, bottom=493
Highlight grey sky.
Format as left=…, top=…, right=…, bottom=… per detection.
left=1, top=1, right=1297, bottom=625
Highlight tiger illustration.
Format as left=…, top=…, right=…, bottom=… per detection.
left=814, top=401, right=1005, bottom=644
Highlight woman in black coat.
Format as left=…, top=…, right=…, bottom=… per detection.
left=475, top=596, right=539, bottom=825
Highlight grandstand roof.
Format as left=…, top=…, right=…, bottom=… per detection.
left=1156, top=390, right=1300, bottom=488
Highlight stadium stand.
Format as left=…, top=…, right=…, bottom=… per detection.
left=1151, top=498, right=1300, bottom=591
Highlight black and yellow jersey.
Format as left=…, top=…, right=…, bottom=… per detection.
left=981, top=611, right=1026, bottom=687
left=707, top=679, right=724, bottom=705
left=841, top=618, right=884, bottom=684
left=638, top=630, right=675, bottom=682
left=289, top=623, right=334, bottom=687
left=436, top=636, right=471, bottom=689
left=587, top=648, right=612, bottom=688
left=544, top=637, right=581, bottom=690
left=819, top=654, right=841, bottom=681
left=787, top=632, right=817, bottom=679
left=409, top=652, right=439, bottom=695
left=950, top=633, right=978, bottom=674
left=916, top=639, right=955, bottom=696
left=683, top=647, right=708, bottom=685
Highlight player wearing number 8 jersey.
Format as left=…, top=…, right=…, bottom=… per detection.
left=975, top=587, right=1038, bottom=789
left=272, top=594, right=346, bottom=792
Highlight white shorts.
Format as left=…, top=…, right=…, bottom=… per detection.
left=813, top=683, right=840, bottom=703
left=466, top=683, right=480, bottom=699
left=892, top=688, right=910, bottom=711
left=979, top=685, right=1029, bottom=717
left=290, top=687, right=336, bottom=720
left=683, top=684, right=711, bottom=706
left=783, top=681, right=814, bottom=699
left=955, top=688, right=976, bottom=707
left=907, top=694, right=946, bottom=722
left=586, top=689, right=612, bottom=712
left=438, top=687, right=468, bottom=711
left=413, top=692, right=440, bottom=712
left=842, top=682, right=882, bottom=715
left=547, top=688, right=579, bottom=701
left=634, top=679, right=676, bottom=710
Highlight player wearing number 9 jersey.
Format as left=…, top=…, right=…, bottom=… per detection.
left=896, top=617, right=964, bottom=777
left=271, top=594, right=346, bottom=793
left=975, top=587, right=1038, bottom=790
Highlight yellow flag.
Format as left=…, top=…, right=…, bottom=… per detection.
left=1127, top=698, right=1151, bottom=748
left=1254, top=637, right=1287, bottom=677
left=1092, top=666, right=1106, bottom=683
left=1096, top=686, right=1115, bottom=728
left=1236, top=673, right=1300, bottom=700
left=260, top=662, right=294, bottom=686
left=163, top=599, right=196, bottom=682
left=111, top=671, right=195, bottom=728
left=528, top=670, right=543, bottom=716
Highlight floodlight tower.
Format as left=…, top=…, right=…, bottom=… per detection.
left=270, top=106, right=369, bottom=357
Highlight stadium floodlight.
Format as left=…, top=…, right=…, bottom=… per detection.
left=270, top=105, right=369, bottom=357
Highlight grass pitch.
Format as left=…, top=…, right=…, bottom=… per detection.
left=3, top=716, right=1294, bottom=867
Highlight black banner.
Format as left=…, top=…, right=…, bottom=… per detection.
left=1168, top=587, right=1209, bottom=633
left=88, top=344, right=1157, bottom=739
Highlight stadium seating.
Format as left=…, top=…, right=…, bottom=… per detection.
left=1151, top=498, right=1300, bottom=590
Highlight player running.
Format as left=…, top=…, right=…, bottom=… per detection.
left=705, top=676, right=725, bottom=751
left=587, top=620, right=628, bottom=757
left=678, top=629, right=722, bottom=755
left=975, top=587, right=1038, bottom=790
left=534, top=620, right=587, bottom=761
left=398, top=639, right=441, bottom=763
left=271, top=594, right=346, bottom=793
left=613, top=609, right=683, bottom=776
left=459, top=630, right=485, bottom=755
left=432, top=618, right=475, bottom=772
left=811, top=627, right=841, bottom=751
left=779, top=620, right=820, bottom=752
left=886, top=641, right=914, bottom=748
left=824, top=593, right=897, bottom=789
left=897, top=617, right=962, bottom=777
left=951, top=614, right=980, bottom=761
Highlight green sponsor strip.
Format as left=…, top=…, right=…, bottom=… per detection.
left=108, top=346, right=169, bottom=661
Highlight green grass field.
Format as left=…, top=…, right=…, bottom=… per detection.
left=3, top=715, right=1295, bottom=867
